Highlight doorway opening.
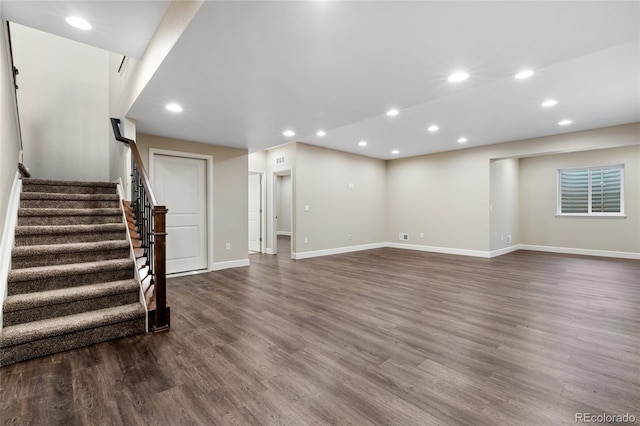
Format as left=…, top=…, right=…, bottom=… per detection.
left=272, top=170, right=293, bottom=256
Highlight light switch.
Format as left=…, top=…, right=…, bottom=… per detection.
left=304, top=205, right=310, bottom=211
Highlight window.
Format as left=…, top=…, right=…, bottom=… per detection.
left=558, top=165, right=624, bottom=216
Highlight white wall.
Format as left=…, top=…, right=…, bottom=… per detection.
left=295, top=143, right=387, bottom=255
left=519, top=145, right=639, bottom=254
left=0, top=20, right=20, bottom=239
left=277, top=175, right=292, bottom=234
left=11, top=24, right=109, bottom=181
left=108, top=1, right=203, bottom=185
left=490, top=158, right=519, bottom=252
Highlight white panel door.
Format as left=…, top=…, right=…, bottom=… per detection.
left=248, top=173, right=261, bottom=252
left=153, top=155, right=207, bottom=274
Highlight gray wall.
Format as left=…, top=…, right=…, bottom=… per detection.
left=136, top=133, right=249, bottom=264
left=519, top=145, right=640, bottom=253
left=387, top=123, right=640, bottom=254
left=490, top=158, right=519, bottom=251
left=295, top=143, right=386, bottom=253
left=0, top=20, right=20, bottom=239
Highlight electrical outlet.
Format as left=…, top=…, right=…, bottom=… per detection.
left=506, top=235, right=512, bottom=244
left=420, top=233, right=424, bottom=239
left=348, top=232, right=352, bottom=240
left=348, top=183, right=355, bottom=189
left=304, top=237, right=308, bottom=244
left=225, top=243, right=231, bottom=250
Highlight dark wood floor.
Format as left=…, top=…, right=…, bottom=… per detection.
left=2, top=236, right=639, bottom=425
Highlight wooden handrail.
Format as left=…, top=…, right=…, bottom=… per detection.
left=109, top=118, right=159, bottom=206
left=110, top=117, right=169, bottom=333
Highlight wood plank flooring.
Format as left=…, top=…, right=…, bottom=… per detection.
left=1, top=236, right=639, bottom=425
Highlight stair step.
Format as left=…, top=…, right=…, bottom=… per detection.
left=18, top=208, right=123, bottom=225
left=0, top=303, right=146, bottom=366
left=3, top=280, right=140, bottom=326
left=20, top=192, right=119, bottom=209
left=11, top=240, right=131, bottom=269
left=14, top=223, right=126, bottom=246
left=21, top=178, right=117, bottom=195
left=7, top=259, right=135, bottom=295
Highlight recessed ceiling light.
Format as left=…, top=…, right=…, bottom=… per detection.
left=283, top=130, right=296, bottom=137
left=428, top=125, right=439, bottom=132
left=391, top=149, right=399, bottom=155
left=558, top=120, right=572, bottom=126
left=541, top=99, right=558, bottom=107
left=359, top=141, right=367, bottom=147
left=515, top=69, right=534, bottom=79
left=165, top=103, right=183, bottom=113
left=457, top=137, right=468, bottom=143
left=386, top=109, right=399, bottom=117
left=448, top=72, right=469, bottom=83
left=66, top=16, right=92, bottom=30
left=316, top=130, right=326, bottom=137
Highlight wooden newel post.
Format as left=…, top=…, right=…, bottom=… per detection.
left=152, top=205, right=170, bottom=333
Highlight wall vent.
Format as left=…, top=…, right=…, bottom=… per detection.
left=398, top=233, right=409, bottom=241
left=275, top=156, right=285, bottom=165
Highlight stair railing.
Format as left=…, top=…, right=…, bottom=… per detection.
left=5, top=22, right=30, bottom=178
left=110, top=118, right=169, bottom=333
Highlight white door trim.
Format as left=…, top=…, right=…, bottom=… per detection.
left=149, top=148, right=214, bottom=271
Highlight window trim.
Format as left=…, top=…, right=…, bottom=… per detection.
left=556, top=164, right=625, bottom=217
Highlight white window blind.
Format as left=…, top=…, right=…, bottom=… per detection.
left=558, top=165, right=624, bottom=216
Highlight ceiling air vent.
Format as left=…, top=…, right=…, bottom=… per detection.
left=275, top=156, right=285, bottom=165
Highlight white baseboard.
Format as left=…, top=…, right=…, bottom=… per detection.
left=0, top=172, right=22, bottom=329
left=276, top=231, right=291, bottom=236
left=211, top=259, right=250, bottom=271
left=386, top=242, right=490, bottom=258
left=489, top=245, right=520, bottom=258
left=518, top=244, right=640, bottom=260
left=292, top=242, right=386, bottom=260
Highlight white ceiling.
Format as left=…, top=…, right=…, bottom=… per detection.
left=128, top=1, right=640, bottom=159
left=1, top=1, right=169, bottom=58
left=4, top=1, right=639, bottom=159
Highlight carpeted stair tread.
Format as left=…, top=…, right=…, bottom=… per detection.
left=8, top=258, right=134, bottom=283
left=18, top=208, right=122, bottom=217
left=21, top=192, right=119, bottom=201
left=15, top=223, right=126, bottom=236
left=12, top=240, right=130, bottom=257
left=0, top=303, right=145, bottom=348
left=22, top=178, right=117, bottom=188
left=3, top=279, right=139, bottom=313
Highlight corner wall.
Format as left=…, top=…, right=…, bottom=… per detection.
left=490, top=158, right=519, bottom=253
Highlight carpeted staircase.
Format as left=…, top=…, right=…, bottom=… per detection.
left=0, top=179, right=146, bottom=366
